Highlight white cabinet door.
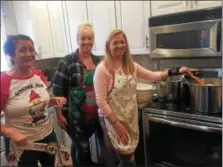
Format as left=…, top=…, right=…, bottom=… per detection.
left=64, top=1, right=88, bottom=52
left=116, top=1, right=150, bottom=54
left=87, top=1, right=117, bottom=55
left=151, top=1, right=190, bottom=16
left=47, top=1, right=69, bottom=57
left=29, top=1, right=55, bottom=59
left=13, top=1, right=35, bottom=40
left=192, top=1, right=222, bottom=10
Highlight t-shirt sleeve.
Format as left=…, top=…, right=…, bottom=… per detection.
left=32, top=69, right=47, bottom=85
left=0, top=74, right=11, bottom=111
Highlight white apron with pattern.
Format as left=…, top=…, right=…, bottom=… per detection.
left=104, top=72, right=139, bottom=154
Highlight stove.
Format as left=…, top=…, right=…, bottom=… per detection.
left=142, top=99, right=222, bottom=167
left=143, top=97, right=222, bottom=129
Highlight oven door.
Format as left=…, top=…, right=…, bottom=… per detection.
left=143, top=113, right=222, bottom=167
left=150, top=19, right=221, bottom=59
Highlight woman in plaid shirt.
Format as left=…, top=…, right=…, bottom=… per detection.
left=52, top=23, right=101, bottom=166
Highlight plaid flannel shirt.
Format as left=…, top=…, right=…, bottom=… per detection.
left=51, top=49, right=100, bottom=114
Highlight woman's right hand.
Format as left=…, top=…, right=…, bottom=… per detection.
left=113, top=121, right=129, bottom=145
left=9, top=130, right=28, bottom=146
left=57, top=115, right=67, bottom=130
left=56, top=107, right=67, bottom=130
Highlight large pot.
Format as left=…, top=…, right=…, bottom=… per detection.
left=157, top=75, right=183, bottom=102
left=189, top=78, right=222, bottom=114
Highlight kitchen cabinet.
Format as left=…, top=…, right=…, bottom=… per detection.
left=1, top=15, right=11, bottom=72
left=28, top=1, right=55, bottom=59
left=30, top=1, right=69, bottom=59
left=13, top=1, right=69, bottom=59
left=151, top=1, right=222, bottom=16
left=63, top=1, right=88, bottom=52
left=12, top=1, right=222, bottom=58
left=151, top=1, right=190, bottom=16
left=192, top=1, right=222, bottom=10
left=87, top=1, right=117, bottom=55
left=12, top=1, right=35, bottom=39
left=116, top=1, right=151, bottom=54
left=47, top=2, right=69, bottom=58
left=0, top=151, right=8, bottom=167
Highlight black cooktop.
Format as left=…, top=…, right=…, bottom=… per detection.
left=146, top=97, right=222, bottom=118
left=148, top=102, right=221, bottom=117
left=142, top=96, right=222, bottom=127
left=143, top=101, right=222, bottom=132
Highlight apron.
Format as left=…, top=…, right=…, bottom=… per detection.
left=104, top=72, right=139, bottom=154
left=68, top=69, right=98, bottom=138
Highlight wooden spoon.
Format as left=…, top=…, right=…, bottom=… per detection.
left=188, top=72, right=204, bottom=85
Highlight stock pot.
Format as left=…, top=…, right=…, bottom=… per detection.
left=188, top=78, right=222, bottom=114
left=155, top=75, right=222, bottom=114
left=156, top=75, right=183, bottom=102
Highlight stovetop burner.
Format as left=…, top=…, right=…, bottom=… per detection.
left=147, top=97, right=222, bottom=118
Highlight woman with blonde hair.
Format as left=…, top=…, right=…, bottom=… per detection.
left=94, top=29, right=191, bottom=167
left=52, top=22, right=101, bottom=166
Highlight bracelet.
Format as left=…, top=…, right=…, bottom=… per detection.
left=168, top=69, right=172, bottom=77
left=168, top=67, right=180, bottom=76
left=111, top=119, right=118, bottom=125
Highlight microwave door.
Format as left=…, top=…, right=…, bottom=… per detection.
left=150, top=19, right=221, bottom=59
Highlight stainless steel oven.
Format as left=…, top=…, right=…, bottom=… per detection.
left=142, top=105, right=222, bottom=167
left=149, top=6, right=222, bottom=59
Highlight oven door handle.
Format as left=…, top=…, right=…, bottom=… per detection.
left=217, top=21, right=221, bottom=52
left=149, top=116, right=222, bottom=133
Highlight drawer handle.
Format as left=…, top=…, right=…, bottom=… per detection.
left=149, top=116, right=222, bottom=133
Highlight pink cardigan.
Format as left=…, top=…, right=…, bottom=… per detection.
left=93, top=62, right=163, bottom=117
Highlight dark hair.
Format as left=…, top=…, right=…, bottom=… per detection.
left=3, top=34, right=34, bottom=57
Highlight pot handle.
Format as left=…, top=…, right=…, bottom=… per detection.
left=181, top=75, right=192, bottom=87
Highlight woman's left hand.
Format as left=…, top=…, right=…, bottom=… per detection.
left=179, top=66, right=191, bottom=75
left=52, top=97, right=67, bottom=107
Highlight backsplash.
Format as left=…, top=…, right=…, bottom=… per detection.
left=35, top=54, right=222, bottom=70
left=34, top=54, right=158, bottom=72
left=35, top=58, right=61, bottom=70
left=35, top=54, right=222, bottom=82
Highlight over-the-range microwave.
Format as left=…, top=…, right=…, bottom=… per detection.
left=149, top=6, right=222, bottom=59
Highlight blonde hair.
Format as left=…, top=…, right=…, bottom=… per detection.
left=76, top=22, right=94, bottom=40
left=104, top=29, right=135, bottom=75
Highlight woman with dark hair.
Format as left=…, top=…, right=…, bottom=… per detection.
left=0, top=34, right=67, bottom=167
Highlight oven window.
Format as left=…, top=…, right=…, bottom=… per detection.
left=147, top=121, right=222, bottom=167
left=157, top=29, right=210, bottom=49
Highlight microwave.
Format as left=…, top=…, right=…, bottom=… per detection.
left=149, top=6, right=222, bottom=59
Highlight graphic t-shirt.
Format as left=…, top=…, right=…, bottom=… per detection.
left=0, top=69, right=52, bottom=142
